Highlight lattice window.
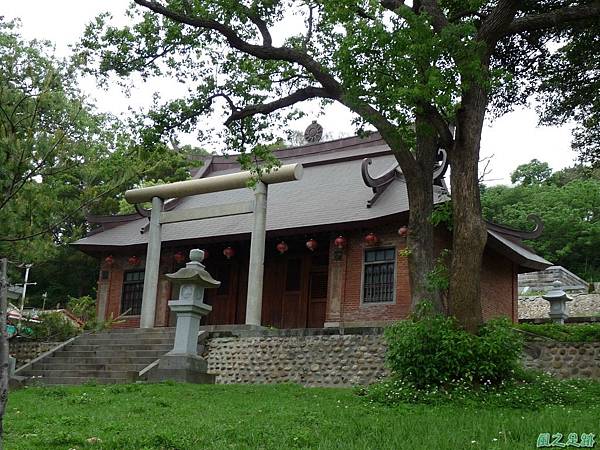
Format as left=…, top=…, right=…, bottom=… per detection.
left=362, top=248, right=395, bottom=304
left=121, top=270, right=144, bottom=315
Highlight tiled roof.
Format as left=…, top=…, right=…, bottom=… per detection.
left=72, top=133, right=551, bottom=272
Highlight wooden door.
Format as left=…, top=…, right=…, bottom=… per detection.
left=281, top=257, right=306, bottom=329
left=204, top=261, right=239, bottom=325
left=307, top=269, right=328, bottom=328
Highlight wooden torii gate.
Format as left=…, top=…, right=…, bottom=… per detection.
left=124, top=164, right=304, bottom=328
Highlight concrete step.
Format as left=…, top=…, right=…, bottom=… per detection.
left=25, top=377, right=132, bottom=386
left=73, top=336, right=175, bottom=345
left=22, top=369, right=137, bottom=379
left=23, top=363, right=151, bottom=372
left=40, top=356, right=161, bottom=366
left=94, top=328, right=175, bottom=335
left=55, top=350, right=169, bottom=358
left=64, top=344, right=173, bottom=352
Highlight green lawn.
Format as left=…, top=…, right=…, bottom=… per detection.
left=4, top=383, right=599, bottom=449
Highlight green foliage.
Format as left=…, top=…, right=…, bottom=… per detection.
left=482, top=168, right=600, bottom=280
left=66, top=295, right=96, bottom=324
left=430, top=201, right=453, bottom=230
left=510, top=159, right=552, bottom=185
left=516, top=323, right=600, bottom=342
left=385, top=315, right=523, bottom=388
left=0, top=19, right=199, bottom=305
left=28, top=312, right=81, bottom=342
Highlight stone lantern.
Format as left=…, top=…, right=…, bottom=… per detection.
left=146, top=249, right=220, bottom=383
left=543, top=280, right=572, bottom=324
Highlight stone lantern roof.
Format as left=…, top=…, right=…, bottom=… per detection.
left=165, top=249, right=220, bottom=289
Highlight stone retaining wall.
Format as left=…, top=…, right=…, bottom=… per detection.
left=204, top=333, right=388, bottom=387
left=9, top=341, right=62, bottom=366
left=518, top=294, right=600, bottom=320
left=203, top=331, right=600, bottom=385
left=523, top=341, right=600, bottom=379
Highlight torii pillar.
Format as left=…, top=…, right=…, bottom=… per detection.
left=125, top=164, right=303, bottom=329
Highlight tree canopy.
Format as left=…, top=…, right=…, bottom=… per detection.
left=483, top=163, right=600, bottom=280
left=510, top=159, right=552, bottom=185
left=0, top=19, right=198, bottom=307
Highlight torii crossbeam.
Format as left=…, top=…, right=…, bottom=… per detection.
left=124, top=164, right=303, bottom=328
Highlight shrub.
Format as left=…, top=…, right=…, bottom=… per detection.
left=28, top=311, right=81, bottom=341
left=384, top=314, right=523, bottom=388
left=67, top=295, right=96, bottom=327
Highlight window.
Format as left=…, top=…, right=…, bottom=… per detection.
left=121, top=270, right=145, bottom=315
left=362, top=248, right=396, bottom=304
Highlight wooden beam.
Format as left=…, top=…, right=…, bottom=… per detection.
left=160, top=201, right=254, bottom=225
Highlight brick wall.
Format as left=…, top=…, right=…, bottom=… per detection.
left=338, top=225, right=411, bottom=326
left=334, top=225, right=516, bottom=326
left=480, top=248, right=517, bottom=322
left=98, top=252, right=174, bottom=328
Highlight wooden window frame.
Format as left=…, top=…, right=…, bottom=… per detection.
left=120, top=270, right=145, bottom=316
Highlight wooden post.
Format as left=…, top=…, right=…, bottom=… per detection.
left=140, top=197, right=164, bottom=328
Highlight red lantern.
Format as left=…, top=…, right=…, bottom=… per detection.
left=104, top=255, right=114, bottom=266
left=174, top=251, right=186, bottom=264
left=334, top=235, right=347, bottom=249
left=276, top=241, right=288, bottom=254
left=306, top=238, right=318, bottom=252
left=398, top=226, right=409, bottom=238
left=364, top=232, right=378, bottom=246
left=223, top=246, right=235, bottom=259
left=128, top=255, right=141, bottom=266
left=202, top=249, right=209, bottom=260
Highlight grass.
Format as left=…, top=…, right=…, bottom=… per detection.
left=4, top=382, right=600, bottom=450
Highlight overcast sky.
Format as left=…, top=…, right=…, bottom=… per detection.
left=3, top=1, right=579, bottom=185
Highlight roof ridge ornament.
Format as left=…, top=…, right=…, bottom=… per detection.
left=486, top=214, right=544, bottom=240
left=362, top=149, right=449, bottom=208
left=304, top=120, right=323, bottom=144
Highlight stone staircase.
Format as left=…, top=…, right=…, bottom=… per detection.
left=16, top=328, right=176, bottom=385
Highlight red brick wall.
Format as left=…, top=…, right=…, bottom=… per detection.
left=335, top=226, right=516, bottom=326
left=98, top=251, right=174, bottom=329
left=339, top=226, right=412, bottom=326
left=480, top=249, right=517, bottom=322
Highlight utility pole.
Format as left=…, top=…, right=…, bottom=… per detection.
left=0, top=257, right=9, bottom=449
left=16, top=264, right=33, bottom=332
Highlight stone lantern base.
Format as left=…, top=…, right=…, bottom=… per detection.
left=143, top=354, right=215, bottom=384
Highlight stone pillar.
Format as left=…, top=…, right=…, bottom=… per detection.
left=140, top=196, right=164, bottom=328
left=245, top=182, right=268, bottom=326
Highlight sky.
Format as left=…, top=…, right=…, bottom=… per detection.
left=2, top=1, right=580, bottom=185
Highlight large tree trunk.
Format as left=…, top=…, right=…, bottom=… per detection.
left=391, top=115, right=442, bottom=314
left=404, top=115, right=442, bottom=313
left=448, top=86, right=488, bottom=332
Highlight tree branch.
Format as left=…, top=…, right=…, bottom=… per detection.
left=422, top=104, right=453, bottom=149
left=505, top=4, right=600, bottom=36
left=224, top=86, right=334, bottom=125
left=477, top=0, right=520, bottom=45
left=420, top=0, right=449, bottom=33
left=133, top=0, right=342, bottom=96
left=241, top=4, right=272, bottom=47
